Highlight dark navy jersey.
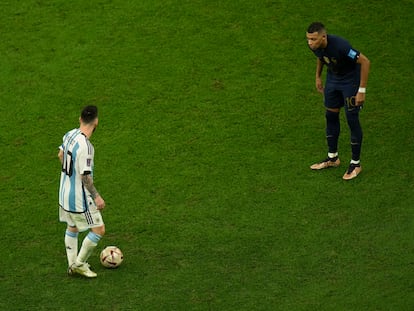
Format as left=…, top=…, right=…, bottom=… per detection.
left=311, top=34, right=360, bottom=79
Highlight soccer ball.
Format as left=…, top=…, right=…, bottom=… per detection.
left=100, top=246, right=124, bottom=268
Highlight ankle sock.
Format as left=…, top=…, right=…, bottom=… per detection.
left=328, top=152, right=338, bottom=159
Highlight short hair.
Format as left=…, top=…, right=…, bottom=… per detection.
left=81, top=105, right=98, bottom=124
left=307, top=22, right=326, bottom=34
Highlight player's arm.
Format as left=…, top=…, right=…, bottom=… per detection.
left=82, top=173, right=105, bottom=209
left=58, top=149, right=64, bottom=165
left=357, top=53, right=370, bottom=88
left=82, top=173, right=100, bottom=199
left=356, top=53, right=370, bottom=105
left=315, top=58, right=324, bottom=93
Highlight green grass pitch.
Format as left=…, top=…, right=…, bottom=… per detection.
left=1, top=0, right=413, bottom=310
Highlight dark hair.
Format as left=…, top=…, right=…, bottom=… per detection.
left=307, top=22, right=326, bottom=33
left=81, top=105, right=98, bottom=124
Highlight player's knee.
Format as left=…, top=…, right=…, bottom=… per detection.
left=326, top=109, right=340, bottom=129
left=326, top=109, right=340, bottom=121
left=92, top=225, right=105, bottom=237
left=326, top=107, right=340, bottom=113
left=67, top=225, right=78, bottom=233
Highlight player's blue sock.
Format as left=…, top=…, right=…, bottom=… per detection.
left=87, top=231, right=102, bottom=244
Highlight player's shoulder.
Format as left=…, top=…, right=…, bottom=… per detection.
left=76, top=132, right=89, bottom=145
left=328, top=34, right=351, bottom=48
left=77, top=132, right=94, bottom=153
left=63, top=128, right=78, bottom=140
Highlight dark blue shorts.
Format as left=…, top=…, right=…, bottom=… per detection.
left=324, top=78, right=360, bottom=112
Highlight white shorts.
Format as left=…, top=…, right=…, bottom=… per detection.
left=59, top=205, right=104, bottom=232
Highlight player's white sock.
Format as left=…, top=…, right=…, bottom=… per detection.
left=65, top=229, right=78, bottom=267
left=76, top=232, right=102, bottom=265
left=328, top=152, right=338, bottom=159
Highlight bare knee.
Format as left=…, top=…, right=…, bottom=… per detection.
left=92, top=225, right=105, bottom=237
left=67, top=226, right=78, bottom=233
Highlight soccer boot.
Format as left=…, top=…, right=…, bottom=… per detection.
left=343, top=163, right=362, bottom=180
left=67, top=265, right=74, bottom=276
left=310, top=157, right=340, bottom=170
left=67, top=262, right=92, bottom=276
left=71, top=262, right=97, bottom=278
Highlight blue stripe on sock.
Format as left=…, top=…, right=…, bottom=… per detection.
left=65, top=230, right=78, bottom=238
left=87, top=232, right=102, bottom=244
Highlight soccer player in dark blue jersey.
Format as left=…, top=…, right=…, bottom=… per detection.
left=306, top=22, right=370, bottom=180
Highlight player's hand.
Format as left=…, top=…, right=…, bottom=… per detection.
left=94, top=195, right=105, bottom=210
left=355, top=92, right=365, bottom=106
left=315, top=77, right=324, bottom=93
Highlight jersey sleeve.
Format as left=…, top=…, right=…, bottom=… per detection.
left=77, top=141, right=93, bottom=175
left=346, top=47, right=360, bottom=62
left=340, top=38, right=360, bottom=62
left=59, top=133, right=67, bottom=151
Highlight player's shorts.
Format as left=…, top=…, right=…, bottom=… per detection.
left=59, top=201, right=104, bottom=232
left=324, top=74, right=360, bottom=111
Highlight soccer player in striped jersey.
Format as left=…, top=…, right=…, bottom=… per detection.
left=58, top=105, right=105, bottom=278
left=306, top=22, right=370, bottom=180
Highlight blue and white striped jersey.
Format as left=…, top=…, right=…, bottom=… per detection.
left=59, top=128, right=95, bottom=213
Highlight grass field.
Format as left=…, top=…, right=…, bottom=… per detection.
left=1, top=0, right=414, bottom=310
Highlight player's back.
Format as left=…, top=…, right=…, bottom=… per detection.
left=59, top=128, right=94, bottom=213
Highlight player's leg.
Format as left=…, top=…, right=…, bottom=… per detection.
left=71, top=209, right=105, bottom=278
left=326, top=108, right=341, bottom=157
left=343, top=91, right=363, bottom=180
left=65, top=226, right=79, bottom=267
left=59, top=207, right=79, bottom=270
left=310, top=86, right=342, bottom=170
left=76, top=225, right=105, bottom=265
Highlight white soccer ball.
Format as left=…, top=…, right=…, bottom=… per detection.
left=100, top=246, right=124, bottom=268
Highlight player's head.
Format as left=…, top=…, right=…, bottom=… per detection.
left=80, top=105, right=99, bottom=130
left=306, top=22, right=327, bottom=50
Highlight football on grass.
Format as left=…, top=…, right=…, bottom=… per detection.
left=100, top=246, right=124, bottom=268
